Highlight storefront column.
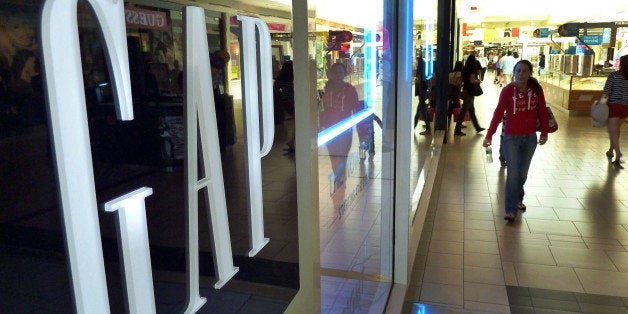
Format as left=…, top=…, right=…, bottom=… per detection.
left=285, top=0, right=320, bottom=313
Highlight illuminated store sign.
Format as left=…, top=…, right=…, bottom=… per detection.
left=41, top=0, right=272, bottom=312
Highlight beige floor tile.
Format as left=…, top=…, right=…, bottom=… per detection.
left=464, top=219, right=496, bottom=231
left=579, top=302, right=628, bottom=313
left=548, top=234, right=585, bottom=243
left=518, top=207, right=560, bottom=220
left=463, top=282, right=508, bottom=305
left=436, top=199, right=465, bottom=210
left=464, top=252, right=502, bottom=269
left=495, top=222, right=533, bottom=235
left=428, top=240, right=463, bottom=255
left=464, top=210, right=494, bottom=221
left=514, top=263, right=584, bottom=293
left=464, top=266, right=504, bottom=285
left=423, top=266, right=463, bottom=285
left=464, top=301, right=510, bottom=313
left=502, top=261, right=517, bottom=286
left=526, top=186, right=566, bottom=197
left=583, top=237, right=623, bottom=245
left=426, top=252, right=463, bottom=269
left=432, top=219, right=464, bottom=232
left=526, top=219, right=581, bottom=236
left=560, top=188, right=595, bottom=198
left=434, top=210, right=464, bottom=222
left=549, top=240, right=588, bottom=249
left=554, top=208, right=606, bottom=222
left=419, top=282, right=463, bottom=306
left=606, top=251, right=628, bottom=272
left=549, top=246, right=618, bottom=271
left=574, top=221, right=628, bottom=239
left=537, top=196, right=585, bottom=209
left=465, top=229, right=498, bottom=242
left=545, top=179, right=589, bottom=190
left=465, top=189, right=490, bottom=197
left=499, top=243, right=556, bottom=265
left=430, top=229, right=464, bottom=243
left=574, top=268, right=628, bottom=297
left=439, top=191, right=464, bottom=204
left=464, top=240, right=500, bottom=255
left=587, top=243, right=628, bottom=251
left=600, top=210, right=628, bottom=224
left=464, top=195, right=491, bottom=205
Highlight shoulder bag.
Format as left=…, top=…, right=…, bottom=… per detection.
left=590, top=96, right=608, bottom=128
left=536, top=106, right=558, bottom=133
left=467, top=73, right=483, bottom=96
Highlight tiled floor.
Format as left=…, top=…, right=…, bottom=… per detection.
left=404, top=73, right=628, bottom=313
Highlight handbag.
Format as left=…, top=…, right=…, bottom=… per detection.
left=536, top=106, right=558, bottom=133
left=420, top=107, right=436, bottom=122
left=452, top=107, right=471, bottom=121
left=591, top=96, right=609, bottom=128
left=448, top=83, right=461, bottom=101
left=468, top=82, right=483, bottom=96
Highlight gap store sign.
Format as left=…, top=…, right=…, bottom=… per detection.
left=40, top=0, right=273, bottom=312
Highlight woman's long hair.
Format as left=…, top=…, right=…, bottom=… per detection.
left=619, top=55, right=628, bottom=80
left=452, top=61, right=463, bottom=72
left=514, top=59, right=541, bottom=93
left=276, top=60, right=294, bottom=82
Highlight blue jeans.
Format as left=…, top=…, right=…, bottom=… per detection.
left=503, top=134, right=537, bottom=215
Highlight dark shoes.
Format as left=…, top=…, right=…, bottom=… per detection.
left=504, top=213, right=516, bottom=221
left=419, top=130, right=431, bottom=135
left=518, top=203, right=526, bottom=212
left=476, top=127, right=486, bottom=133
left=454, top=131, right=466, bottom=136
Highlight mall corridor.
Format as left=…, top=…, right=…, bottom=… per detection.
left=1, top=71, right=627, bottom=313
left=403, top=74, right=628, bottom=313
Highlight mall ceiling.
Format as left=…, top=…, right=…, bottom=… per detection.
left=155, top=0, right=627, bottom=30
left=458, top=0, right=628, bottom=30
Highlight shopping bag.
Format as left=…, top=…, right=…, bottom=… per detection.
left=591, top=97, right=608, bottom=128
left=452, top=107, right=470, bottom=121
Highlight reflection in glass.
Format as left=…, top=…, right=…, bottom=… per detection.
left=314, top=0, right=393, bottom=311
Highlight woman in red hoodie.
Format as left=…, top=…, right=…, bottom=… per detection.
left=483, top=60, right=550, bottom=221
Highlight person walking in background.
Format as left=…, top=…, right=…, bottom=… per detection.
left=478, top=53, right=489, bottom=81
left=447, top=61, right=463, bottom=129
left=273, top=60, right=295, bottom=152
left=413, top=52, right=430, bottom=135
left=501, top=51, right=516, bottom=84
left=454, top=53, right=485, bottom=136
left=602, top=54, right=628, bottom=168
left=537, top=53, right=545, bottom=76
left=483, top=60, right=550, bottom=221
left=494, top=52, right=504, bottom=86
left=319, top=62, right=361, bottom=212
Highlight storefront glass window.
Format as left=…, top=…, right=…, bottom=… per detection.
left=410, top=0, right=438, bottom=220
left=312, top=0, right=394, bottom=311
left=1, top=0, right=298, bottom=311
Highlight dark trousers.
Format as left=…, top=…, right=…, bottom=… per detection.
left=455, top=91, right=481, bottom=132
left=413, top=88, right=430, bottom=130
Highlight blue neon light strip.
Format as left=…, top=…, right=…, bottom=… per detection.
left=317, top=108, right=375, bottom=147
left=425, top=21, right=434, bottom=80
left=364, top=28, right=375, bottom=107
